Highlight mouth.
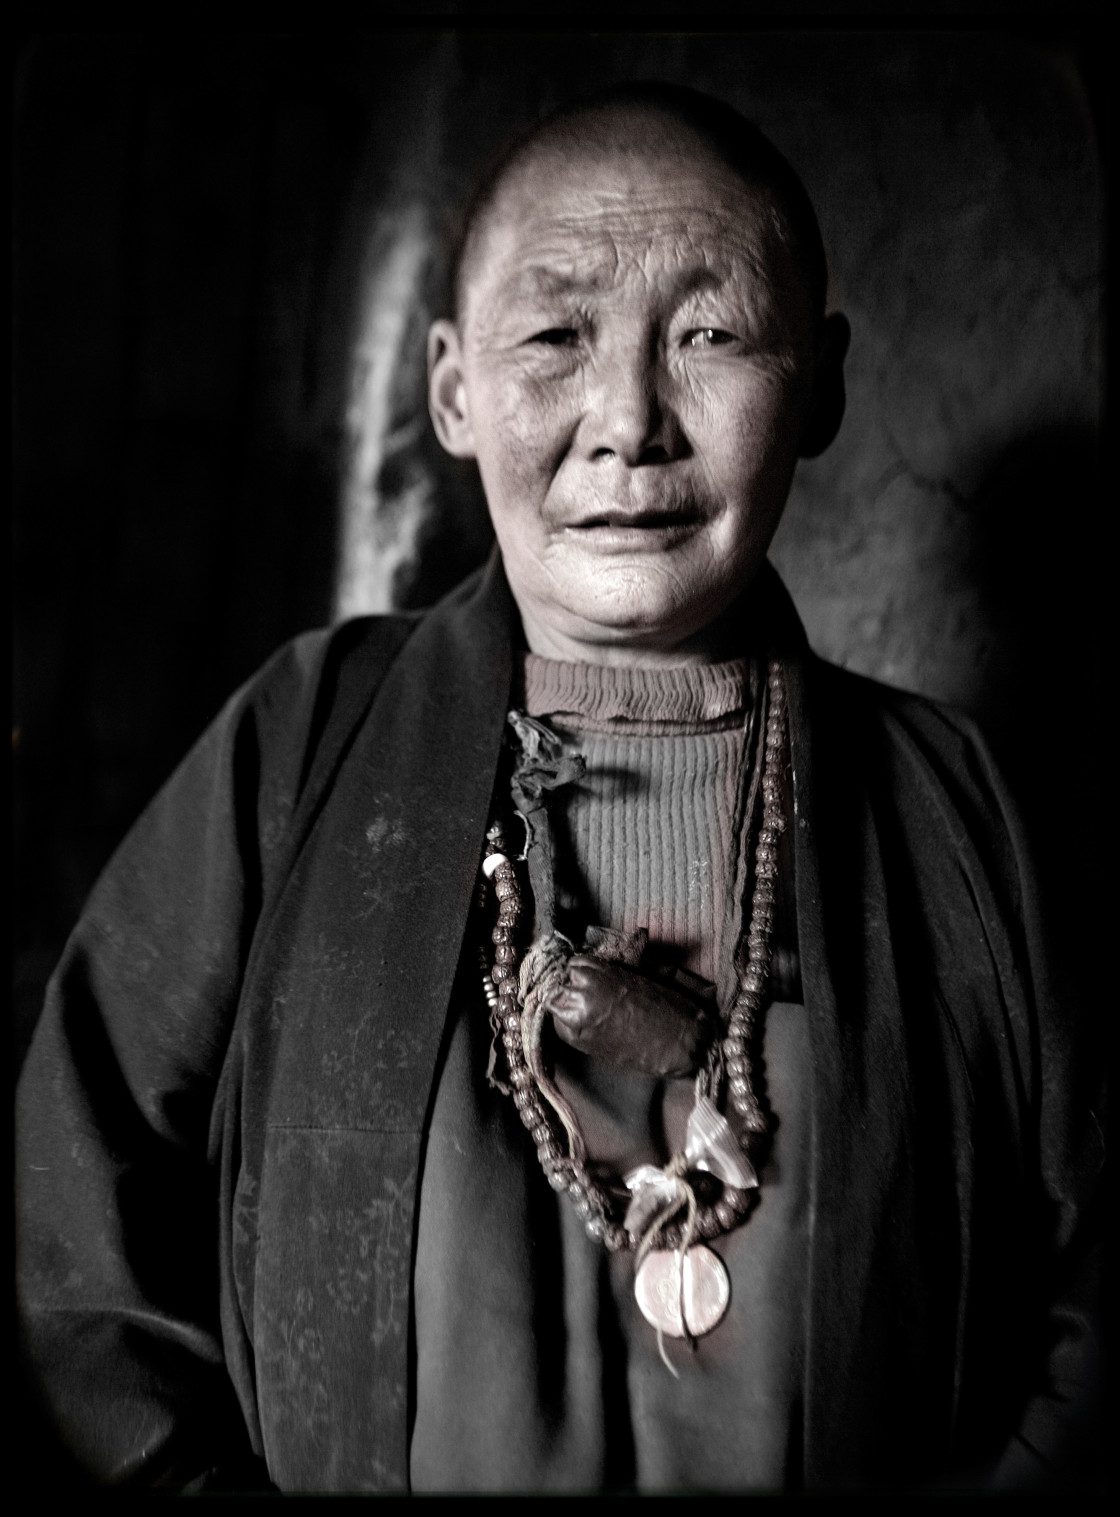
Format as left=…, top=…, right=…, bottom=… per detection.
left=571, top=507, right=700, bottom=532
left=561, top=509, right=701, bottom=558
left=560, top=505, right=705, bottom=553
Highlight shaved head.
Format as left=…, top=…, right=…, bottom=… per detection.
left=428, top=78, right=851, bottom=665
left=448, top=82, right=829, bottom=327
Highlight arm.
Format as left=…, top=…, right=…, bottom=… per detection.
left=16, top=620, right=413, bottom=1487
left=979, top=738, right=1105, bottom=1491
left=890, top=694, right=1105, bottom=1490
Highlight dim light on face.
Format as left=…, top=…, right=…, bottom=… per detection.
left=430, top=134, right=831, bottom=665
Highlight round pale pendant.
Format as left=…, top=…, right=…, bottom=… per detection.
left=634, top=1243, right=730, bottom=1339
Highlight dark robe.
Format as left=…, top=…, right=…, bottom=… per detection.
left=16, top=555, right=1102, bottom=1491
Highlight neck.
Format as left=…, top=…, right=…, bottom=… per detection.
left=516, top=586, right=768, bottom=669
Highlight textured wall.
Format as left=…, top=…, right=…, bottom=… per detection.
left=338, top=32, right=1101, bottom=709
left=15, top=29, right=1102, bottom=1069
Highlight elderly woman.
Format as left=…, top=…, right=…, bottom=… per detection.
left=16, top=84, right=1099, bottom=1493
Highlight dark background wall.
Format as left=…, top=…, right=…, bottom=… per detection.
left=14, top=25, right=1104, bottom=1077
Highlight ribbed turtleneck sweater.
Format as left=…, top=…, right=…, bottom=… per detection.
left=410, top=655, right=811, bottom=1496
left=520, top=654, right=750, bottom=985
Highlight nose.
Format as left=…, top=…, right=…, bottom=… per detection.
left=578, top=333, right=683, bottom=466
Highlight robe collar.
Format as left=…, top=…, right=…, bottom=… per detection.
left=249, top=550, right=932, bottom=1487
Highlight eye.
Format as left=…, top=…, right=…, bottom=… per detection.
left=529, top=327, right=578, bottom=346
left=686, top=327, right=736, bottom=349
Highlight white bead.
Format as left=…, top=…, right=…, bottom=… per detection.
left=481, top=852, right=509, bottom=878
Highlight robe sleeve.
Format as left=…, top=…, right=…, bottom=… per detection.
left=978, top=737, right=1106, bottom=1491
left=14, top=625, right=387, bottom=1488
left=894, top=696, right=1105, bottom=1490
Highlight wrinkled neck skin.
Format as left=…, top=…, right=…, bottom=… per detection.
left=510, top=570, right=768, bottom=669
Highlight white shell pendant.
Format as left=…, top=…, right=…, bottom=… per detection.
left=634, top=1244, right=731, bottom=1339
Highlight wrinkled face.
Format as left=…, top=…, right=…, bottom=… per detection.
left=429, top=126, right=829, bottom=662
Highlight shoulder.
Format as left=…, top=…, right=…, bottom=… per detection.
left=190, top=614, right=424, bottom=883
left=807, top=655, right=1009, bottom=815
left=767, top=565, right=1012, bottom=843
left=233, top=561, right=497, bottom=741
left=809, top=654, right=981, bottom=750
left=203, top=613, right=419, bottom=787
left=802, top=653, right=1028, bottom=921
left=236, top=613, right=422, bottom=731
left=84, top=613, right=426, bottom=917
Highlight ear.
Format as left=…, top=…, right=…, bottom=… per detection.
left=427, top=319, right=477, bottom=459
left=799, top=311, right=850, bottom=459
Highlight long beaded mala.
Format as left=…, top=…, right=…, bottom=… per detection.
left=477, top=658, right=789, bottom=1348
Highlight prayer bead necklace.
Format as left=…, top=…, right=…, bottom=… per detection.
left=478, top=660, right=788, bottom=1344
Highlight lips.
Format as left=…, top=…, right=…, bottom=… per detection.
left=557, top=507, right=704, bottom=555
left=571, top=506, right=700, bottom=531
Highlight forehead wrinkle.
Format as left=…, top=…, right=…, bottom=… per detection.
left=452, top=101, right=829, bottom=327
left=486, top=223, right=785, bottom=310
left=514, top=191, right=777, bottom=249
left=462, top=160, right=816, bottom=339
left=484, top=161, right=777, bottom=241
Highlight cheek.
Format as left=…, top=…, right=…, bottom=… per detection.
left=469, top=367, right=577, bottom=488
left=687, top=375, right=803, bottom=487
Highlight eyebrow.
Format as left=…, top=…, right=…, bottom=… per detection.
left=676, top=268, right=729, bottom=299
left=500, top=263, right=736, bottom=304
left=501, top=265, right=612, bottom=300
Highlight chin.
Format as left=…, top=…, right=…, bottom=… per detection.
left=565, top=593, right=720, bottom=652
left=572, top=565, right=720, bottom=632
left=566, top=587, right=679, bottom=637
